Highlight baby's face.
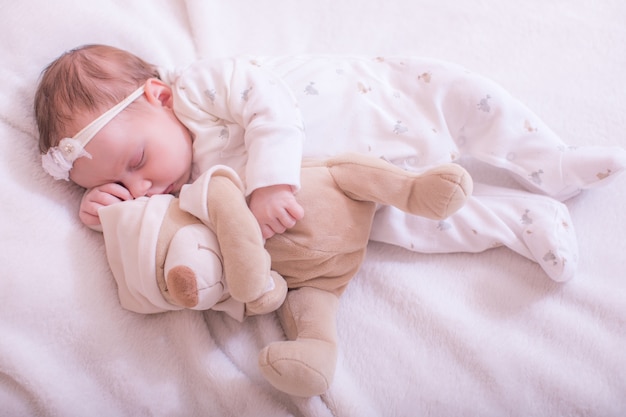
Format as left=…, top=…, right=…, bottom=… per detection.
left=70, top=98, right=193, bottom=197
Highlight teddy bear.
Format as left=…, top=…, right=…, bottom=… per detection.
left=98, top=153, right=473, bottom=397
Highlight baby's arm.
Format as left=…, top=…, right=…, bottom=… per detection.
left=173, top=58, right=308, bottom=238
left=79, top=183, right=133, bottom=229
left=248, top=184, right=304, bottom=239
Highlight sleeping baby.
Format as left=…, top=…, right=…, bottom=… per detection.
left=35, top=44, right=626, bottom=282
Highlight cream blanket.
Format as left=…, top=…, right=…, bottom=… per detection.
left=1, top=1, right=625, bottom=416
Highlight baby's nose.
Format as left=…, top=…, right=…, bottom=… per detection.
left=128, top=179, right=152, bottom=198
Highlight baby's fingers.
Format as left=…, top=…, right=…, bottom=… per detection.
left=97, top=183, right=134, bottom=201
left=260, top=224, right=277, bottom=240
left=285, top=200, right=305, bottom=222
left=277, top=209, right=298, bottom=229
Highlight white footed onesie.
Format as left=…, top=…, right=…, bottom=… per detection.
left=166, top=55, right=626, bottom=282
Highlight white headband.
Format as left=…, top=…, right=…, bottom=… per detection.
left=41, top=85, right=146, bottom=181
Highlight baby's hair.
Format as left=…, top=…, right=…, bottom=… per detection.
left=34, top=44, right=159, bottom=153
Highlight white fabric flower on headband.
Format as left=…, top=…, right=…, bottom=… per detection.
left=41, top=138, right=92, bottom=181
left=41, top=85, right=146, bottom=181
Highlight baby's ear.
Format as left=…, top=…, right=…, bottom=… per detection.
left=144, top=78, right=173, bottom=108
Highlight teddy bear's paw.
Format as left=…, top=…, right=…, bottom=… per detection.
left=258, top=338, right=337, bottom=397
left=166, top=266, right=200, bottom=308
left=411, top=164, right=473, bottom=220
left=245, top=271, right=288, bottom=316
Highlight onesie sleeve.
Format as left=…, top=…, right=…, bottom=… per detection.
left=171, top=58, right=305, bottom=193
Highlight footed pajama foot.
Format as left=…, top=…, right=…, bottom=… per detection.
left=522, top=201, right=578, bottom=282
left=259, top=338, right=338, bottom=397
left=550, top=145, right=626, bottom=200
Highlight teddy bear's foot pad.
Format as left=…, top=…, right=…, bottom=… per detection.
left=258, top=338, right=337, bottom=397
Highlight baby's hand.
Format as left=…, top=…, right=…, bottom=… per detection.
left=79, top=183, right=134, bottom=227
left=248, top=184, right=304, bottom=239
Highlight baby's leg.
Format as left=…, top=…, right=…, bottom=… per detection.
left=437, top=66, right=626, bottom=201
left=370, top=183, right=578, bottom=282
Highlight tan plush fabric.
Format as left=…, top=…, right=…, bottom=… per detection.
left=247, top=154, right=471, bottom=396
left=104, top=153, right=472, bottom=397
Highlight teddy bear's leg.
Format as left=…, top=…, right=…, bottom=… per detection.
left=258, top=286, right=340, bottom=397
left=323, top=153, right=472, bottom=220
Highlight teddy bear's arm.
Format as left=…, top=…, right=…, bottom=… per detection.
left=180, top=167, right=286, bottom=306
